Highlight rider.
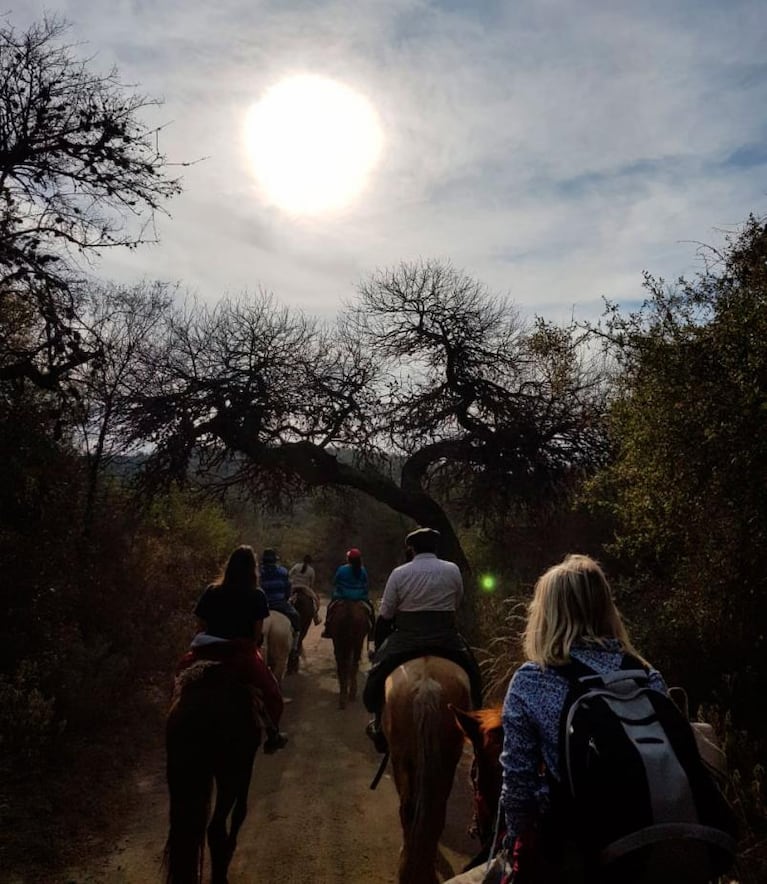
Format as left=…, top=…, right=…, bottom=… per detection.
left=363, top=527, right=483, bottom=752
left=182, top=544, right=288, bottom=753
left=259, top=548, right=301, bottom=656
left=321, top=548, right=375, bottom=638
left=288, top=554, right=322, bottom=626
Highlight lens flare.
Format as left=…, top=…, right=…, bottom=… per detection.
left=480, top=574, right=497, bottom=593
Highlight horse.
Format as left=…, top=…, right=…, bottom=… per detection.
left=261, top=609, right=292, bottom=683
left=330, top=599, right=369, bottom=709
left=452, top=706, right=504, bottom=860
left=287, top=590, right=315, bottom=675
left=383, top=656, right=473, bottom=884
left=164, top=660, right=260, bottom=884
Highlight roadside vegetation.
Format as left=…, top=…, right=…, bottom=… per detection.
left=1, top=14, right=764, bottom=881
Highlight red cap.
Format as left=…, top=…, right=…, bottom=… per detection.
left=346, top=548, right=362, bottom=559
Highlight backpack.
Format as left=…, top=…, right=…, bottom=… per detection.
left=555, top=655, right=738, bottom=884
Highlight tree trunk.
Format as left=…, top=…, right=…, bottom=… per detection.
left=231, top=437, right=478, bottom=633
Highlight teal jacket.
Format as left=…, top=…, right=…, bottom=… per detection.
left=332, top=563, right=369, bottom=601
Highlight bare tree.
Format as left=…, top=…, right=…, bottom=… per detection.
left=349, top=261, right=608, bottom=509
left=73, top=280, right=175, bottom=533
left=0, top=16, right=182, bottom=389
left=128, top=263, right=609, bottom=588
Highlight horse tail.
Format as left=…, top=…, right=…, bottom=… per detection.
left=164, top=704, right=214, bottom=884
left=410, top=677, right=445, bottom=845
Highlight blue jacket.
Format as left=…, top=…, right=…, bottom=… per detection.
left=332, top=563, right=369, bottom=601
left=500, top=639, right=668, bottom=839
left=260, top=564, right=291, bottom=606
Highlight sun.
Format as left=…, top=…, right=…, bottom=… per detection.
left=244, top=74, right=384, bottom=215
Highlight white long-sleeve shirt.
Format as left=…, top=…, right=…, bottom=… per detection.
left=378, top=552, right=463, bottom=620
left=288, top=563, right=315, bottom=589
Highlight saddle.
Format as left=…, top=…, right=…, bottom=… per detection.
left=324, top=598, right=374, bottom=638
left=177, top=643, right=266, bottom=727
left=364, top=642, right=483, bottom=713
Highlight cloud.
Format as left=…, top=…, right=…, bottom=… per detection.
left=17, top=0, right=767, bottom=323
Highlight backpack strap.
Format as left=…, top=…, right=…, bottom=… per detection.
left=556, top=652, right=650, bottom=691
left=620, top=652, right=650, bottom=673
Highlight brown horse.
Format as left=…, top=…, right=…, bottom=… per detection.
left=331, top=599, right=369, bottom=709
left=453, top=706, right=504, bottom=855
left=287, top=591, right=314, bottom=675
left=165, top=661, right=260, bottom=884
left=383, top=656, right=472, bottom=884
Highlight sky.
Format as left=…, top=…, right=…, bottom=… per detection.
left=17, top=0, right=767, bottom=323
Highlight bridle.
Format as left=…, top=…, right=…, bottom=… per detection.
left=469, top=753, right=500, bottom=845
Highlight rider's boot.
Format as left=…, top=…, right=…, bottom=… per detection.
left=263, top=727, right=289, bottom=754
left=365, top=713, right=387, bottom=753
left=261, top=709, right=288, bottom=754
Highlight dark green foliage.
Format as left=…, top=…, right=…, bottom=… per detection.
left=583, top=217, right=767, bottom=869
left=588, top=217, right=767, bottom=714
left=0, top=383, right=237, bottom=771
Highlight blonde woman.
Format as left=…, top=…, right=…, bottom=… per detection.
left=499, top=554, right=668, bottom=881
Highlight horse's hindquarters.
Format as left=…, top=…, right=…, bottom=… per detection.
left=331, top=601, right=368, bottom=709
left=165, top=664, right=259, bottom=884
left=383, top=657, right=472, bottom=884
left=262, top=610, right=292, bottom=682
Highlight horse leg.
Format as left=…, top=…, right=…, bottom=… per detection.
left=335, top=650, right=348, bottom=709
left=395, top=782, right=440, bottom=884
left=226, top=744, right=256, bottom=863
left=348, top=657, right=359, bottom=702
left=165, top=713, right=211, bottom=884
left=338, top=664, right=348, bottom=709
left=395, top=787, right=442, bottom=884
left=208, top=774, right=237, bottom=884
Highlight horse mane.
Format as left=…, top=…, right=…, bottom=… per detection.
left=452, top=704, right=503, bottom=748
left=472, top=707, right=503, bottom=733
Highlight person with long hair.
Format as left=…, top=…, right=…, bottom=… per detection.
left=288, top=553, right=321, bottom=625
left=321, top=547, right=374, bottom=638
left=179, top=545, right=289, bottom=753
left=499, top=553, right=668, bottom=880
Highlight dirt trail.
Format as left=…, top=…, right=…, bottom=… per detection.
left=50, top=611, right=479, bottom=884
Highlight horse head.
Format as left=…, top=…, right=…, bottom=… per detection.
left=452, top=706, right=503, bottom=847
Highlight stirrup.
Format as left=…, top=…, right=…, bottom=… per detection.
left=365, top=720, right=388, bottom=753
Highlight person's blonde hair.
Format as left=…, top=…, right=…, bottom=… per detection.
left=523, top=554, right=639, bottom=666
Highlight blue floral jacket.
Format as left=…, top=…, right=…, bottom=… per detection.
left=499, top=639, right=668, bottom=839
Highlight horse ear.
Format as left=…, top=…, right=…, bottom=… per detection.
left=451, top=705, right=482, bottom=742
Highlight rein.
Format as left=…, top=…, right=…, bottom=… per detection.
left=470, top=753, right=508, bottom=872
left=369, top=751, right=390, bottom=790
